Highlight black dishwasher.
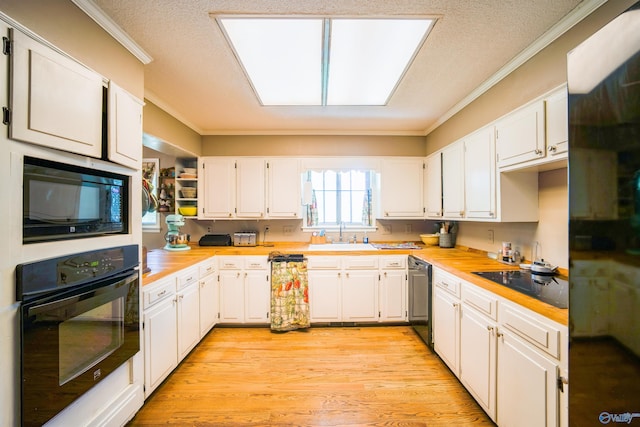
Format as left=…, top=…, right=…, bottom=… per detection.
left=408, top=255, right=432, bottom=347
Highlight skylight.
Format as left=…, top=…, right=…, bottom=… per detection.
left=218, top=17, right=435, bottom=106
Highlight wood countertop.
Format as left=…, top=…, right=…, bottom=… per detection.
left=143, top=242, right=568, bottom=326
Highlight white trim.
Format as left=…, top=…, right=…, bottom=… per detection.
left=71, top=0, right=153, bottom=64
left=424, top=0, right=607, bottom=136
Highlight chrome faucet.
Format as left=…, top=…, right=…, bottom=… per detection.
left=339, top=222, right=344, bottom=242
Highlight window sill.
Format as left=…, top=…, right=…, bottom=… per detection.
left=301, top=226, right=377, bottom=233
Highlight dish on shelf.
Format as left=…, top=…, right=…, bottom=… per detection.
left=178, top=206, right=197, bottom=216
left=178, top=173, right=197, bottom=179
left=180, top=188, right=197, bottom=198
left=182, top=168, right=197, bottom=175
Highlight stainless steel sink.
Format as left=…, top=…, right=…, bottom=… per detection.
left=307, top=243, right=378, bottom=251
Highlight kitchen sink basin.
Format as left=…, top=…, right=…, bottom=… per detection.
left=307, top=243, right=378, bottom=251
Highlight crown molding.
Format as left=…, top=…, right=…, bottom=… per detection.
left=424, top=0, right=607, bottom=136
left=71, top=0, right=153, bottom=64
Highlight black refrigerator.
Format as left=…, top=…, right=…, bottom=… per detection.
left=568, top=2, right=640, bottom=425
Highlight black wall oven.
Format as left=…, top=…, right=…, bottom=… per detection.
left=16, top=245, right=139, bottom=427
left=22, top=156, right=128, bottom=243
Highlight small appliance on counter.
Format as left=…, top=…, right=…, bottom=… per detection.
left=164, top=214, right=190, bottom=251
left=198, top=234, right=232, bottom=246
left=234, top=232, right=257, bottom=247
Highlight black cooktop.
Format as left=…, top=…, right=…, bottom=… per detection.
left=472, top=270, right=568, bottom=309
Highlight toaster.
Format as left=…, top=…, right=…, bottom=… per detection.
left=233, top=232, right=257, bottom=247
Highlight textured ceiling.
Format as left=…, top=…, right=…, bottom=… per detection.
left=92, top=0, right=584, bottom=135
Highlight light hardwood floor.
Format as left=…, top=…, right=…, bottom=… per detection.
left=127, top=326, right=495, bottom=426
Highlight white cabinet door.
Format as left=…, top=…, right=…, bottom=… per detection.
left=545, top=88, right=568, bottom=157
left=199, top=274, right=219, bottom=337
left=10, top=29, right=104, bottom=158
left=236, top=158, right=266, bottom=218
left=341, top=270, right=378, bottom=322
left=245, top=270, right=270, bottom=323
left=379, top=270, right=407, bottom=322
left=219, top=270, right=245, bottom=322
left=464, top=127, right=496, bottom=220
left=308, top=270, right=341, bottom=322
left=442, top=141, right=465, bottom=219
left=460, top=305, right=497, bottom=420
left=143, top=296, right=178, bottom=396
left=201, top=157, right=235, bottom=218
left=433, top=286, right=460, bottom=374
left=108, top=81, right=143, bottom=170
left=177, top=282, right=200, bottom=361
left=380, top=158, right=424, bottom=218
left=496, top=100, right=545, bottom=168
left=424, top=152, right=443, bottom=218
left=267, top=158, right=301, bottom=218
left=497, top=329, right=559, bottom=427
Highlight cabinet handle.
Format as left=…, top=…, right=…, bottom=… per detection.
left=157, top=290, right=167, bottom=297
left=338, top=272, right=341, bottom=278
left=346, top=272, right=350, bottom=278
left=384, top=212, right=389, bottom=217
left=487, top=326, right=494, bottom=334
left=459, top=211, right=464, bottom=217
left=236, top=272, right=240, bottom=278
left=441, top=282, right=449, bottom=288
left=535, top=149, right=543, bottom=155
left=384, top=272, right=388, bottom=277
left=548, top=145, right=557, bottom=152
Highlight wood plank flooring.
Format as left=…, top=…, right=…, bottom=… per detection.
left=127, top=326, right=495, bottom=426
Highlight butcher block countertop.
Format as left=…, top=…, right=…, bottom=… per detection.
left=143, top=242, right=568, bottom=326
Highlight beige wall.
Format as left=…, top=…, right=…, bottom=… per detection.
left=144, top=100, right=202, bottom=156
left=426, top=0, right=637, bottom=153
left=201, top=135, right=426, bottom=157
left=0, top=0, right=144, bottom=97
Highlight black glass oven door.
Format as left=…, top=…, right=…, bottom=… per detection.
left=20, top=270, right=139, bottom=427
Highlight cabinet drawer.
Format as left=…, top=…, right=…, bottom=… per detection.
left=433, top=268, right=461, bottom=298
left=143, top=277, right=175, bottom=309
left=218, top=256, right=243, bottom=270
left=462, top=283, right=498, bottom=320
left=307, top=256, right=341, bottom=269
left=199, top=258, right=217, bottom=278
left=244, top=256, right=268, bottom=270
left=500, top=303, right=562, bottom=359
left=176, top=267, right=198, bottom=290
left=343, top=256, right=379, bottom=270
left=380, top=256, right=407, bottom=269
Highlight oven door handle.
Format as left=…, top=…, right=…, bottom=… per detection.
left=26, top=270, right=138, bottom=317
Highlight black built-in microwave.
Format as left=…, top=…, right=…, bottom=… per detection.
left=23, top=156, right=128, bottom=243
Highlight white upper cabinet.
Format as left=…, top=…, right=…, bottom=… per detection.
left=10, top=29, right=104, bottom=158
left=200, top=157, right=266, bottom=219
left=442, top=141, right=465, bottom=219
left=380, top=158, right=424, bottom=218
left=545, top=88, right=568, bottom=157
left=267, top=158, right=301, bottom=218
left=108, top=82, right=144, bottom=169
left=496, top=100, right=546, bottom=168
left=464, top=126, right=496, bottom=219
left=424, top=152, right=443, bottom=218
left=570, top=148, right=617, bottom=219
left=200, top=157, right=236, bottom=218
left=236, top=158, right=266, bottom=218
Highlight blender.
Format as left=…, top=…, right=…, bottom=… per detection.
left=164, top=214, right=191, bottom=251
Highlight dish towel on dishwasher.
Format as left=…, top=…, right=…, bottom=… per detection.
left=269, top=253, right=310, bottom=331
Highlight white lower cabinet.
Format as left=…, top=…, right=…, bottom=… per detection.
left=459, top=284, right=498, bottom=421
left=198, top=258, right=219, bottom=337
left=308, top=255, right=407, bottom=324
left=143, top=266, right=201, bottom=398
left=143, top=277, right=178, bottom=397
left=379, top=256, right=408, bottom=322
left=176, top=280, right=200, bottom=360
left=218, top=256, right=270, bottom=324
left=497, top=328, right=559, bottom=427
left=431, top=267, right=567, bottom=427
left=432, top=273, right=461, bottom=374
